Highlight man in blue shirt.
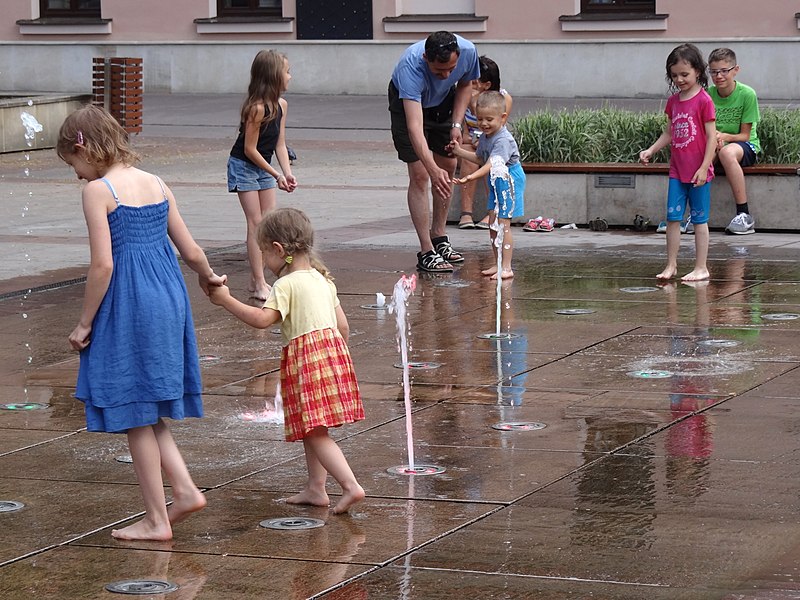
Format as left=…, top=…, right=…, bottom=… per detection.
left=389, top=31, right=480, bottom=272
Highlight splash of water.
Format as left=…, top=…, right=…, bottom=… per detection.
left=239, top=382, right=284, bottom=423
left=488, top=156, right=514, bottom=335
left=388, top=274, right=417, bottom=469
left=20, top=112, right=43, bottom=146
left=18, top=112, right=42, bottom=378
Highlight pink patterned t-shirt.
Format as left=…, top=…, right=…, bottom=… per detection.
left=665, top=89, right=716, bottom=184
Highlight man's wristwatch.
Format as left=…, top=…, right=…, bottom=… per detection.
left=451, top=122, right=462, bottom=130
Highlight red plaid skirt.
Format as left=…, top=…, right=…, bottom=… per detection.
left=281, top=327, right=364, bottom=442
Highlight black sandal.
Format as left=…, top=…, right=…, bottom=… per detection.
left=432, top=236, right=465, bottom=263
left=417, top=250, right=454, bottom=273
left=458, top=211, right=476, bottom=229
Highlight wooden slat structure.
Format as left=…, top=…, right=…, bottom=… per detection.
left=92, top=57, right=143, bottom=134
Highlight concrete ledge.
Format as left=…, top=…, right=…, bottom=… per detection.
left=449, top=163, right=800, bottom=230
left=0, top=92, right=92, bottom=153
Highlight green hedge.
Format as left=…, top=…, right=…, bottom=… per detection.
left=512, top=106, right=800, bottom=165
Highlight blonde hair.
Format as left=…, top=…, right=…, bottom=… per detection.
left=56, top=104, right=139, bottom=168
left=240, top=49, right=287, bottom=126
left=257, top=208, right=332, bottom=280
left=476, top=90, right=506, bottom=113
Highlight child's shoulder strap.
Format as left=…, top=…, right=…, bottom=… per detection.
left=99, top=178, right=120, bottom=206
left=154, top=176, right=168, bottom=200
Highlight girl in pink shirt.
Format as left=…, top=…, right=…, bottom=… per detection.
left=640, top=43, right=716, bottom=282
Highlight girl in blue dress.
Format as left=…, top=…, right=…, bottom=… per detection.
left=57, top=105, right=226, bottom=541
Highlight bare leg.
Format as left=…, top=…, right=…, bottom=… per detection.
left=657, top=221, right=681, bottom=280
left=481, top=212, right=499, bottom=276
left=682, top=222, right=710, bottom=281
left=238, top=188, right=276, bottom=300
left=717, top=144, right=747, bottom=207
left=303, top=427, right=364, bottom=514
left=459, top=152, right=479, bottom=225
left=112, top=425, right=173, bottom=541
left=430, top=153, right=456, bottom=241
left=407, top=161, right=435, bottom=254
left=152, top=420, right=206, bottom=525
left=490, top=219, right=514, bottom=280
left=285, top=437, right=331, bottom=507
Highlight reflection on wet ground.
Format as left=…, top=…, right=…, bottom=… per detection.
left=4, top=247, right=800, bottom=598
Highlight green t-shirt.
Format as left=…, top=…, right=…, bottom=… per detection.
left=708, top=81, right=761, bottom=154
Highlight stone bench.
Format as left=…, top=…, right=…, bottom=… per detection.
left=449, top=162, right=800, bottom=230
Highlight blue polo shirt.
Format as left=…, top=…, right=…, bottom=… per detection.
left=391, top=35, right=480, bottom=108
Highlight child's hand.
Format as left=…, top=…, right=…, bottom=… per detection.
left=199, top=271, right=227, bottom=295
left=283, top=174, right=298, bottom=192
left=445, top=139, right=461, bottom=154
left=715, top=131, right=726, bottom=150
left=638, top=149, right=653, bottom=164
left=207, top=284, right=232, bottom=306
left=452, top=176, right=469, bottom=185
left=69, top=323, right=92, bottom=351
left=691, top=167, right=707, bottom=187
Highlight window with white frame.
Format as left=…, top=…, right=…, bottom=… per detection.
left=217, top=0, right=282, bottom=18
left=581, top=0, right=655, bottom=13
left=39, top=0, right=101, bottom=18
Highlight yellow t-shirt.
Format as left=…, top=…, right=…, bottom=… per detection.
left=264, top=269, right=340, bottom=346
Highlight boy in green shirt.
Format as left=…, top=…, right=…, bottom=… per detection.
left=708, top=47, right=761, bottom=235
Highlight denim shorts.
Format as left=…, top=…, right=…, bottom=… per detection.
left=227, top=156, right=276, bottom=193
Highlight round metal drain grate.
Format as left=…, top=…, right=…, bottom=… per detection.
left=198, top=355, right=220, bottom=363
left=360, top=303, right=388, bottom=310
left=260, top=517, right=326, bottom=530
left=0, top=500, right=25, bottom=512
left=620, top=286, right=661, bottom=294
left=0, top=402, right=49, bottom=411
left=392, top=361, right=441, bottom=370
left=477, top=333, right=519, bottom=340
left=627, top=369, right=673, bottom=379
left=434, top=280, right=471, bottom=288
left=104, top=580, right=179, bottom=595
left=115, top=455, right=134, bottom=464
left=555, top=308, right=596, bottom=315
left=699, top=339, right=741, bottom=348
left=387, top=464, right=446, bottom=476
left=762, top=313, right=800, bottom=321
left=492, top=421, right=547, bottom=431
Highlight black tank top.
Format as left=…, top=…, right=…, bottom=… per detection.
left=229, top=103, right=283, bottom=166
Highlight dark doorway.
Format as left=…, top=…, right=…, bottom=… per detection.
left=296, top=0, right=372, bottom=39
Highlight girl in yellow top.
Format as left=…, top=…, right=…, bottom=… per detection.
left=208, top=208, right=364, bottom=514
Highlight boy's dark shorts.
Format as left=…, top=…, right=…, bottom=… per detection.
left=734, top=141, right=758, bottom=167
left=388, top=81, right=455, bottom=163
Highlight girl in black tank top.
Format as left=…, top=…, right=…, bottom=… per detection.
left=226, top=49, right=297, bottom=302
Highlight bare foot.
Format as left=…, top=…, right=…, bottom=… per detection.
left=490, top=269, right=514, bottom=281
left=111, top=519, right=172, bottom=541
left=167, top=489, right=207, bottom=525
left=681, top=268, right=709, bottom=282
left=285, top=489, right=330, bottom=507
left=656, top=266, right=677, bottom=280
left=332, top=484, right=365, bottom=514
left=248, top=283, right=271, bottom=302
left=481, top=265, right=498, bottom=277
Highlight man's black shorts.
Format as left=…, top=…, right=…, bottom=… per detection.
left=388, top=81, right=456, bottom=163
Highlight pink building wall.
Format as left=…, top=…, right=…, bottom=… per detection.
left=2, top=0, right=798, bottom=41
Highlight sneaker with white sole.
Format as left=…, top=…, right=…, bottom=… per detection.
left=684, top=221, right=694, bottom=235
left=656, top=221, right=667, bottom=233
left=725, top=213, right=755, bottom=235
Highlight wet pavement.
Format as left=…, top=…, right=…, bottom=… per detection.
left=2, top=94, right=800, bottom=599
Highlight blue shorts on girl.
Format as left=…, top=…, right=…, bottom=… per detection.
left=667, top=178, right=711, bottom=225
left=227, top=156, right=277, bottom=193
left=488, top=162, right=525, bottom=219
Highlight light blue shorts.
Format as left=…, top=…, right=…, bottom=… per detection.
left=667, top=178, right=711, bottom=225
left=487, top=162, right=526, bottom=219
left=227, top=156, right=276, bottom=193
